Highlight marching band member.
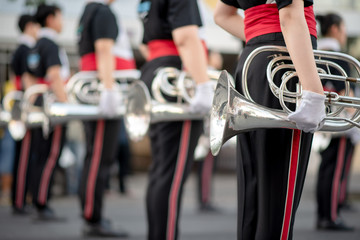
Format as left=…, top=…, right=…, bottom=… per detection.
left=77, top=0, right=135, bottom=237
left=138, top=0, right=214, bottom=239
left=214, top=0, right=325, bottom=239
left=315, top=12, right=357, bottom=231
left=27, top=3, right=68, bottom=221
left=10, top=14, right=39, bottom=215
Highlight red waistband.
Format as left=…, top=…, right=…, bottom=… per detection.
left=37, top=78, right=69, bottom=88
left=15, top=76, right=22, bottom=91
left=147, top=39, right=208, bottom=61
left=148, top=40, right=179, bottom=61
left=244, top=4, right=317, bottom=43
left=37, top=78, right=50, bottom=85
left=80, top=53, right=136, bottom=71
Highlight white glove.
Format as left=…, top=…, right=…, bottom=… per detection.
left=345, top=127, right=360, bottom=145
left=288, top=90, right=326, bottom=133
left=189, top=81, right=215, bottom=114
left=99, top=88, right=120, bottom=117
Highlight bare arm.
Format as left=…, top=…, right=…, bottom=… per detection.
left=214, top=1, right=246, bottom=41
left=95, top=39, right=115, bottom=89
left=172, top=25, right=209, bottom=84
left=139, top=44, right=149, bottom=60
left=47, top=66, right=67, bottom=102
left=279, top=0, right=323, bottom=94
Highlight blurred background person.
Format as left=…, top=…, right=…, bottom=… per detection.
left=116, top=119, right=132, bottom=195
left=315, top=12, right=358, bottom=231
left=0, top=119, right=15, bottom=207
left=77, top=0, right=135, bottom=237
left=9, top=13, right=39, bottom=214
left=138, top=0, right=215, bottom=239
left=26, top=3, right=69, bottom=221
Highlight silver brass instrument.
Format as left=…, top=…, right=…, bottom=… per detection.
left=0, top=109, right=10, bottom=127
left=210, top=45, right=360, bottom=156
left=125, top=68, right=225, bottom=141
left=7, top=70, right=140, bottom=139
left=2, top=91, right=27, bottom=140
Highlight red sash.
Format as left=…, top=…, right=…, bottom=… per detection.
left=244, top=4, right=317, bottom=43
left=80, top=53, right=136, bottom=71
left=147, top=39, right=208, bottom=61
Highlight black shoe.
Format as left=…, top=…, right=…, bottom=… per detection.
left=316, top=219, right=354, bottom=231
left=83, top=220, right=129, bottom=238
left=199, top=203, right=222, bottom=213
left=12, top=207, right=32, bottom=216
left=339, top=202, right=357, bottom=212
left=34, top=206, right=66, bottom=222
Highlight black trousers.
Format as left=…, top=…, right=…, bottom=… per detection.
left=142, top=56, right=203, bottom=240
left=196, top=151, right=216, bottom=207
left=234, top=33, right=316, bottom=240
left=316, top=136, right=354, bottom=222
left=11, top=130, right=33, bottom=210
left=79, top=119, right=120, bottom=223
left=31, top=125, right=66, bottom=209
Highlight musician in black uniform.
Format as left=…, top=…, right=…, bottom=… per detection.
left=214, top=0, right=325, bottom=239
left=138, top=1, right=214, bottom=239
left=315, top=12, right=358, bottom=231
left=27, top=4, right=68, bottom=221
left=77, top=0, right=135, bottom=237
left=10, top=14, right=39, bottom=215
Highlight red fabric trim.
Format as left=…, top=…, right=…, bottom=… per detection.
left=167, top=120, right=191, bottom=240
left=281, top=129, right=301, bottom=240
left=15, top=131, right=31, bottom=209
left=339, top=149, right=353, bottom=204
left=84, top=120, right=105, bottom=220
left=80, top=53, right=136, bottom=71
left=37, top=78, right=50, bottom=86
left=15, top=76, right=22, bottom=91
left=244, top=4, right=317, bottom=43
left=38, top=126, right=62, bottom=205
left=37, top=78, right=68, bottom=87
left=331, top=137, right=346, bottom=221
left=147, top=39, right=208, bottom=61
left=148, top=40, right=179, bottom=61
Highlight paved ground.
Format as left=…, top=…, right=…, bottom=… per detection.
left=0, top=170, right=359, bottom=240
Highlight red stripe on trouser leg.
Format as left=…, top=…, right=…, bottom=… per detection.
left=339, top=150, right=352, bottom=204
left=84, top=120, right=105, bottom=220
left=167, top=121, right=191, bottom=240
left=15, top=131, right=31, bottom=209
left=38, top=126, right=62, bottom=205
left=281, top=130, right=301, bottom=240
left=331, top=137, right=346, bottom=221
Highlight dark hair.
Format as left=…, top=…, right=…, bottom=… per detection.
left=18, top=14, right=36, bottom=33
left=316, top=13, right=343, bottom=36
left=34, top=3, right=61, bottom=27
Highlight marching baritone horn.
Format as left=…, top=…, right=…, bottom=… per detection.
left=124, top=68, right=228, bottom=141
left=2, top=90, right=27, bottom=140
left=7, top=70, right=140, bottom=139
left=0, top=108, right=11, bottom=127
left=210, top=45, right=360, bottom=156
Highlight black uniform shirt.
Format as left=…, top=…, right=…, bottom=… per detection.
left=27, top=27, right=71, bottom=80
left=221, top=0, right=313, bottom=10
left=11, top=44, right=31, bottom=77
left=78, top=2, right=118, bottom=57
left=138, top=0, right=203, bottom=44
left=27, top=38, right=62, bottom=78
